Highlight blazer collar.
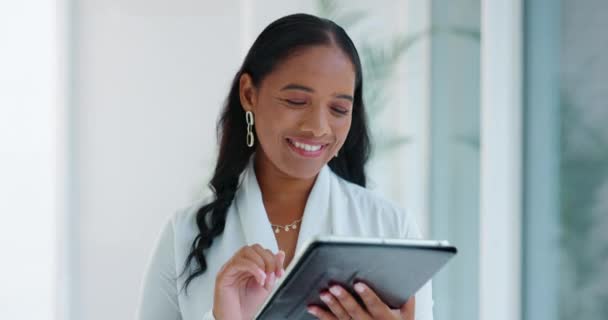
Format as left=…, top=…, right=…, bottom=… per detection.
left=234, top=155, right=331, bottom=255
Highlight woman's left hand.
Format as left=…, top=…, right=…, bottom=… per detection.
left=307, top=282, right=415, bottom=320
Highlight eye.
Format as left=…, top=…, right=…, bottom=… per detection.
left=283, top=99, right=307, bottom=106
left=331, top=106, right=350, bottom=116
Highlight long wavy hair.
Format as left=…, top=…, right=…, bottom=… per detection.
left=180, top=13, right=371, bottom=293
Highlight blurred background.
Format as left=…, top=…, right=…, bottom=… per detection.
left=1, top=0, right=606, bottom=319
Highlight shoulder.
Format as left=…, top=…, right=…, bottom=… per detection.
left=169, top=195, right=215, bottom=245
left=330, top=170, right=422, bottom=238
left=332, top=171, right=403, bottom=215
left=172, top=197, right=211, bottom=226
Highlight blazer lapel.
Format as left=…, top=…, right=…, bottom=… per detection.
left=294, top=164, right=331, bottom=255
left=234, top=157, right=279, bottom=253
left=234, top=155, right=333, bottom=256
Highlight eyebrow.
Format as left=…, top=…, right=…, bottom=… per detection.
left=280, top=83, right=354, bottom=102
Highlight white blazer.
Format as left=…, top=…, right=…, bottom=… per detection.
left=136, top=156, right=433, bottom=320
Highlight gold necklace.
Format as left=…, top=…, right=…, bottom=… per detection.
left=271, top=218, right=302, bottom=234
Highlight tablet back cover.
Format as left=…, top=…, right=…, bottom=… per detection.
left=256, top=241, right=456, bottom=319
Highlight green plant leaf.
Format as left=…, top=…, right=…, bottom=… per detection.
left=315, top=0, right=480, bottom=159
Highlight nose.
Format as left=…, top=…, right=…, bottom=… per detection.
left=299, top=104, right=331, bottom=137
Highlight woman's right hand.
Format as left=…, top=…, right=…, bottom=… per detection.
left=212, top=244, right=285, bottom=320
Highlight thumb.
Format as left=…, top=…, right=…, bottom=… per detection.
left=400, top=296, right=415, bottom=320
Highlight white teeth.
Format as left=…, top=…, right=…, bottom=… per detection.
left=291, top=140, right=322, bottom=152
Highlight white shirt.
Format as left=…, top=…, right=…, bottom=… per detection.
left=136, top=157, right=434, bottom=319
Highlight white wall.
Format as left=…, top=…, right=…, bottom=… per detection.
left=0, top=1, right=61, bottom=319
left=72, top=1, right=242, bottom=319
left=71, top=1, right=429, bottom=319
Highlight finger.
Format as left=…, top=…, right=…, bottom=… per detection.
left=307, top=305, right=338, bottom=320
left=353, top=282, right=393, bottom=318
left=241, top=247, right=266, bottom=270
left=264, top=248, right=281, bottom=276
left=248, top=245, right=280, bottom=289
left=263, top=270, right=276, bottom=291
left=329, top=285, right=372, bottom=320
left=239, top=251, right=273, bottom=287
left=275, top=250, right=286, bottom=277
left=250, top=244, right=277, bottom=274
left=399, top=296, right=416, bottom=320
left=225, top=257, right=267, bottom=286
left=319, top=291, right=349, bottom=320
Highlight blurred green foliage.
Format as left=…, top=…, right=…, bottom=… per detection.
left=316, top=0, right=480, bottom=158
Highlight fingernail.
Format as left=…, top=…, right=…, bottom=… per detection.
left=279, top=268, right=285, bottom=278
left=329, top=286, right=341, bottom=296
left=269, top=272, right=276, bottom=286
left=354, top=283, right=365, bottom=293
left=276, top=250, right=285, bottom=259
left=307, top=307, right=317, bottom=315
left=320, top=293, right=331, bottom=303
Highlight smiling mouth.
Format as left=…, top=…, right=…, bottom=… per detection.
left=286, top=138, right=329, bottom=157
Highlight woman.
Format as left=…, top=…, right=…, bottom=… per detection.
left=137, top=13, right=433, bottom=320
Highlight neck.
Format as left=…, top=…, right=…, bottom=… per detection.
left=253, top=152, right=318, bottom=221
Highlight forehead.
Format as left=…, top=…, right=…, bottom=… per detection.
left=261, top=45, right=356, bottom=92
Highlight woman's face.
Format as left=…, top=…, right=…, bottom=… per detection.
left=240, top=45, right=355, bottom=180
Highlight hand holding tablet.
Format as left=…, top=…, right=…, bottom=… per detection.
left=254, top=236, right=457, bottom=319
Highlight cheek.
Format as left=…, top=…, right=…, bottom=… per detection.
left=332, top=116, right=352, bottom=144
left=253, top=103, right=291, bottom=141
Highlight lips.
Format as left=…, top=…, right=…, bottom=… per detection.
left=286, top=138, right=329, bottom=158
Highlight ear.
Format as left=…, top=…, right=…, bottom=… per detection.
left=239, top=73, right=258, bottom=112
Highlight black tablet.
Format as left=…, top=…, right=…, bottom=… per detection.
left=254, top=236, right=457, bottom=319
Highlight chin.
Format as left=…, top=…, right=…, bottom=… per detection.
left=279, top=161, right=325, bottom=180
left=273, top=154, right=329, bottom=180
